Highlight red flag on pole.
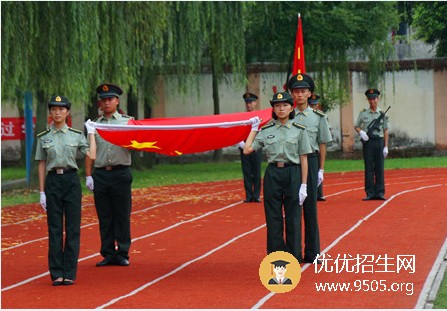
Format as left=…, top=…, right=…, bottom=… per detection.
left=292, top=13, right=306, bottom=75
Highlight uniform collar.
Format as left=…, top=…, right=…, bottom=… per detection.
left=275, top=119, right=293, bottom=129
left=98, top=110, right=122, bottom=121
left=295, top=106, right=311, bottom=116
left=368, top=108, right=381, bottom=114
left=51, top=124, right=69, bottom=134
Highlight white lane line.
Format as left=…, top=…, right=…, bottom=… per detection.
left=1, top=182, right=233, bottom=227
left=2, top=188, right=237, bottom=251
left=4, top=176, right=431, bottom=250
left=96, top=224, right=266, bottom=309
left=1, top=200, right=243, bottom=291
left=251, top=183, right=443, bottom=309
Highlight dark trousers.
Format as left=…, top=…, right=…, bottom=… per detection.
left=317, top=183, right=324, bottom=198
left=263, top=164, right=302, bottom=261
left=240, top=149, right=262, bottom=201
left=362, top=138, right=385, bottom=198
left=303, top=154, right=320, bottom=261
left=45, top=171, right=81, bottom=281
left=93, top=167, right=132, bottom=259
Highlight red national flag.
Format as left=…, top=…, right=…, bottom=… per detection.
left=95, top=108, right=272, bottom=156
left=292, top=13, right=306, bottom=75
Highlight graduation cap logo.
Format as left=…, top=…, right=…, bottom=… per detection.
left=55, top=96, right=61, bottom=102
left=271, top=259, right=290, bottom=267
left=258, top=251, right=301, bottom=293
left=270, top=259, right=290, bottom=275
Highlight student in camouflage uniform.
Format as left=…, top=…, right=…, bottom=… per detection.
left=355, top=89, right=389, bottom=201
left=289, top=73, right=332, bottom=264
left=35, top=95, right=96, bottom=286
left=85, top=83, right=134, bottom=267
left=243, top=92, right=312, bottom=262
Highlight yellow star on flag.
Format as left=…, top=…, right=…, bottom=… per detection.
left=123, top=140, right=161, bottom=150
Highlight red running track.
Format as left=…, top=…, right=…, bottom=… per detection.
left=2, top=168, right=447, bottom=308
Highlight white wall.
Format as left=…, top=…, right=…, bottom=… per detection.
left=164, top=74, right=249, bottom=117
left=352, top=70, right=435, bottom=148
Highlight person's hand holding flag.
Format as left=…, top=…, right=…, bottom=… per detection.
left=250, top=117, right=261, bottom=132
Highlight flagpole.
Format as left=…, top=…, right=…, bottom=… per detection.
left=285, top=12, right=301, bottom=90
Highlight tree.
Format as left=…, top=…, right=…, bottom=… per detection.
left=166, top=2, right=247, bottom=160
left=244, top=1, right=399, bottom=110
left=1, top=2, right=171, bottom=178
left=411, top=2, right=447, bottom=57
left=2, top=2, right=248, bottom=166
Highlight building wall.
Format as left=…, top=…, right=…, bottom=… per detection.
left=156, top=67, right=446, bottom=153
left=2, top=65, right=447, bottom=161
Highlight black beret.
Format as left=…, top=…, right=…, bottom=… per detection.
left=97, top=83, right=123, bottom=99
left=48, top=95, right=71, bottom=109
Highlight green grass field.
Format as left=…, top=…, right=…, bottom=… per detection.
left=2, top=156, right=447, bottom=207
left=1, top=156, right=446, bottom=307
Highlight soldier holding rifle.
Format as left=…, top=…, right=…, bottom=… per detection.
left=355, top=89, right=390, bottom=201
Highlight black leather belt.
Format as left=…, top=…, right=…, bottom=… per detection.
left=49, top=168, right=77, bottom=175
left=97, top=165, right=129, bottom=171
left=369, top=136, right=383, bottom=140
left=269, top=162, right=299, bottom=168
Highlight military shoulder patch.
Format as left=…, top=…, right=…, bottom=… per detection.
left=261, top=122, right=275, bottom=131
left=68, top=128, right=83, bottom=134
left=121, top=114, right=134, bottom=120
left=37, top=129, right=50, bottom=137
left=292, top=122, right=306, bottom=130
left=361, top=108, right=367, bottom=112
left=313, top=109, right=325, bottom=117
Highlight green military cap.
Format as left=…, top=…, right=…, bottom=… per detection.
left=48, top=95, right=71, bottom=109
left=365, top=88, right=380, bottom=98
left=97, top=83, right=123, bottom=99
left=243, top=92, right=258, bottom=103
left=287, top=73, right=315, bottom=93
left=270, top=92, right=294, bottom=106
left=308, top=94, right=320, bottom=105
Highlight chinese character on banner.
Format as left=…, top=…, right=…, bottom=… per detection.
left=1, top=117, right=36, bottom=141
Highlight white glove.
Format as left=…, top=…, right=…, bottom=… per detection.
left=39, top=192, right=47, bottom=211
left=85, top=119, right=96, bottom=134
left=250, top=117, right=261, bottom=131
left=317, top=169, right=324, bottom=186
left=299, top=184, right=307, bottom=206
left=238, top=141, right=245, bottom=149
left=383, top=146, right=389, bottom=158
left=86, top=176, right=94, bottom=191
left=359, top=130, right=369, bottom=141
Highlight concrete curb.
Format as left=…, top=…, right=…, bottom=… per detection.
left=415, top=236, right=447, bottom=308
left=1, top=178, right=27, bottom=191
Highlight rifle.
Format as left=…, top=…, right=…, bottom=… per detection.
left=361, top=106, right=391, bottom=144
